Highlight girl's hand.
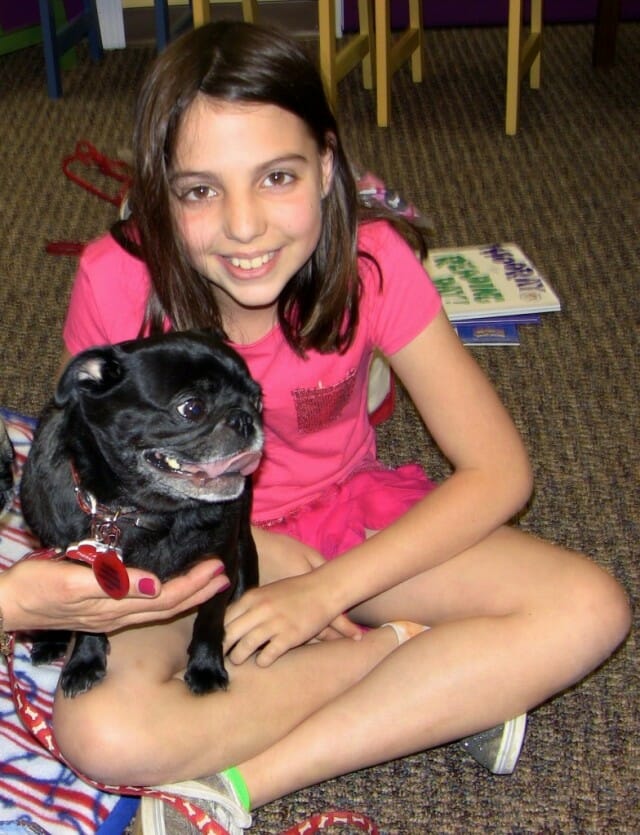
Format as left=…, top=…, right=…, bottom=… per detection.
left=224, top=566, right=363, bottom=668
left=0, top=557, right=229, bottom=633
left=250, top=526, right=363, bottom=644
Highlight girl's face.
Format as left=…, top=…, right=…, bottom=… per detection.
left=169, top=96, right=334, bottom=341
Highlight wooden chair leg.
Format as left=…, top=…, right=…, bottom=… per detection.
left=505, top=0, right=543, bottom=135
left=154, top=0, right=171, bottom=50
left=318, top=0, right=374, bottom=114
left=319, top=0, right=339, bottom=110
left=191, top=0, right=210, bottom=28
left=242, top=0, right=259, bottom=23
left=358, top=0, right=375, bottom=90
left=375, top=0, right=424, bottom=128
left=408, top=0, right=424, bottom=83
left=38, top=0, right=102, bottom=98
left=375, top=0, right=392, bottom=128
left=505, top=0, right=523, bottom=135
left=530, top=0, right=543, bottom=88
left=39, top=0, right=63, bottom=97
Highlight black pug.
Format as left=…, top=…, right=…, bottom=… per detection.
left=0, top=416, right=14, bottom=513
left=20, top=330, right=263, bottom=698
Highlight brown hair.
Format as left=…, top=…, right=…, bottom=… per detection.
left=117, top=21, right=427, bottom=354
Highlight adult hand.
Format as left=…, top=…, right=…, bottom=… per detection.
left=0, top=557, right=228, bottom=633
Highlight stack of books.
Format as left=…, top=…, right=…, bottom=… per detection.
left=425, top=243, right=561, bottom=346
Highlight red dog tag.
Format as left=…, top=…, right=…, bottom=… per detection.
left=65, top=540, right=130, bottom=600
left=93, top=548, right=130, bottom=599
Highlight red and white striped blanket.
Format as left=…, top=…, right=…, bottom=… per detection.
left=0, top=411, right=126, bottom=835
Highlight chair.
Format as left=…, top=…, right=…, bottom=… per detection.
left=37, top=0, right=103, bottom=98
left=505, top=0, right=543, bottom=135
left=154, top=0, right=258, bottom=51
left=318, top=0, right=375, bottom=115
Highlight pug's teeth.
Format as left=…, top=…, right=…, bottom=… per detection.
left=166, top=457, right=181, bottom=470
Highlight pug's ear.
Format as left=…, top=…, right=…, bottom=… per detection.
left=54, top=347, right=125, bottom=407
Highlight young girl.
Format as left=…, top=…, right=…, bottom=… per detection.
left=50, top=21, right=630, bottom=833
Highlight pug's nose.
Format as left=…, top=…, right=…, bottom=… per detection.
left=227, top=409, right=254, bottom=439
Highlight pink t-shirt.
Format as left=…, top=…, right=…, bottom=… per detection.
left=63, top=221, right=441, bottom=521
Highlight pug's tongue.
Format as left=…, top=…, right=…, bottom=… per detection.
left=183, top=450, right=261, bottom=483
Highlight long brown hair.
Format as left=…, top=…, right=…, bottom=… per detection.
left=118, top=21, right=427, bottom=354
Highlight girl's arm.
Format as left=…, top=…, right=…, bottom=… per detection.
left=320, top=308, right=533, bottom=605
left=225, top=310, right=533, bottom=664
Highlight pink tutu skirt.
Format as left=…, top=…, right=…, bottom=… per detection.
left=255, top=463, right=436, bottom=559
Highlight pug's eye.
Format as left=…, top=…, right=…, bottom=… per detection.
left=177, top=397, right=206, bottom=421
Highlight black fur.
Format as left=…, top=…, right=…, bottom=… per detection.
left=0, top=416, right=14, bottom=513
left=20, top=330, right=262, bottom=697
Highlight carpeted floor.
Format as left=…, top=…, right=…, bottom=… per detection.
left=0, top=19, right=638, bottom=835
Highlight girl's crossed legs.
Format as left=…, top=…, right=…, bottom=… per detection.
left=53, top=525, right=630, bottom=808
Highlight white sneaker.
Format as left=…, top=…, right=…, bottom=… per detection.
left=459, top=713, right=527, bottom=775
left=137, top=774, right=252, bottom=834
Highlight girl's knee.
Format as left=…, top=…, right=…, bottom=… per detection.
left=567, top=558, right=631, bottom=656
left=53, top=688, right=148, bottom=785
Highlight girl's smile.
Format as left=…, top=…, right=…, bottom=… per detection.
left=170, top=97, right=333, bottom=340
left=226, top=251, right=276, bottom=272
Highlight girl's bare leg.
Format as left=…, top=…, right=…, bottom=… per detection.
left=52, top=615, right=400, bottom=786
left=54, top=526, right=630, bottom=802
left=238, top=526, right=630, bottom=807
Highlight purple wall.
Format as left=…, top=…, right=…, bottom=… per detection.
left=344, top=1, right=640, bottom=30
left=0, top=1, right=84, bottom=33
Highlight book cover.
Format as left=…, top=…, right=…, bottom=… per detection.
left=425, top=243, right=561, bottom=322
left=455, top=323, right=521, bottom=346
left=455, top=313, right=541, bottom=327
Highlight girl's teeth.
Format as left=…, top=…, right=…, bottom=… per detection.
left=229, top=253, right=272, bottom=270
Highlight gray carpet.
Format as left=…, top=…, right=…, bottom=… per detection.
left=1, top=20, right=638, bottom=835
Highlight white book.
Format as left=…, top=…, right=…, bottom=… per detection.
left=425, top=243, right=561, bottom=322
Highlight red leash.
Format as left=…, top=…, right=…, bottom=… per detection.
left=5, top=548, right=379, bottom=835
left=62, top=140, right=131, bottom=207
left=46, top=140, right=132, bottom=256
left=280, top=811, right=380, bottom=833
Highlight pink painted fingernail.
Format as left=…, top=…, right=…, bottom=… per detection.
left=138, top=578, right=157, bottom=596
left=218, top=580, right=231, bottom=593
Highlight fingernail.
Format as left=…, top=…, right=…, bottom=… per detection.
left=218, top=580, right=232, bottom=593
left=138, top=578, right=157, bottom=596
left=212, top=563, right=226, bottom=578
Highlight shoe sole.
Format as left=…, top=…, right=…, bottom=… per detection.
left=493, top=713, right=527, bottom=774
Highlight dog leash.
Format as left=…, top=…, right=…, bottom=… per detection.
left=46, top=140, right=133, bottom=257
left=3, top=546, right=379, bottom=835
left=62, top=140, right=131, bottom=207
